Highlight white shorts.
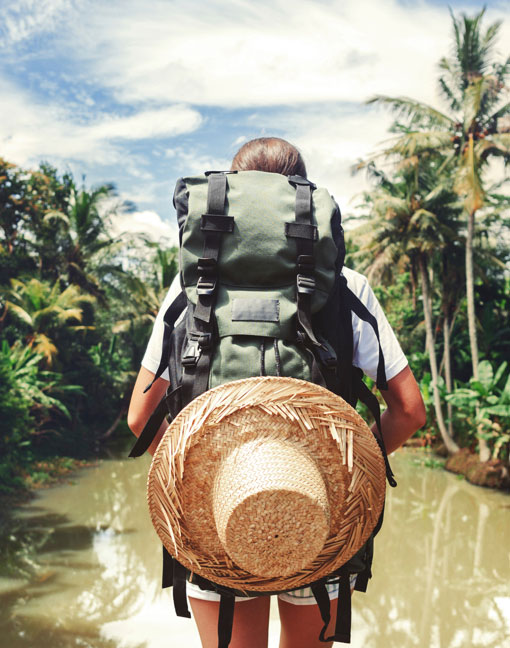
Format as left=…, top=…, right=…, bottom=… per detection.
left=187, top=574, right=357, bottom=606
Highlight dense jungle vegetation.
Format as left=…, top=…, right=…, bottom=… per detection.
left=1, top=8, right=509, bottom=493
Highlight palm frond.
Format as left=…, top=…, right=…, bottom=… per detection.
left=367, top=95, right=454, bottom=128
left=4, top=301, right=33, bottom=326
left=383, top=131, right=453, bottom=157
left=43, top=210, right=69, bottom=226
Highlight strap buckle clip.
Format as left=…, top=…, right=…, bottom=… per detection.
left=181, top=332, right=213, bottom=367
left=297, top=274, right=316, bottom=295
left=182, top=340, right=200, bottom=367
left=297, top=254, right=315, bottom=273
left=196, top=276, right=217, bottom=296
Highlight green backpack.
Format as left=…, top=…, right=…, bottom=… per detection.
left=130, top=170, right=396, bottom=647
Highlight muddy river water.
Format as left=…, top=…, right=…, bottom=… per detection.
left=1, top=450, right=509, bottom=648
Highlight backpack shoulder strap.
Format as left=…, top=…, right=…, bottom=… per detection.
left=128, top=290, right=186, bottom=458
left=338, top=277, right=396, bottom=487
left=143, top=290, right=187, bottom=393
left=181, top=173, right=231, bottom=406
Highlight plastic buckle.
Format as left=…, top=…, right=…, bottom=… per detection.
left=297, top=274, right=316, bottom=295
left=195, top=332, right=212, bottom=350
left=196, top=275, right=217, bottom=296
left=297, top=254, right=315, bottom=273
left=197, top=257, right=217, bottom=274
left=182, top=340, right=201, bottom=367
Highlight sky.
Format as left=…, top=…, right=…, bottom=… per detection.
left=1, top=0, right=509, bottom=243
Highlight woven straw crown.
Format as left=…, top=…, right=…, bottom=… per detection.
left=147, top=376, right=386, bottom=593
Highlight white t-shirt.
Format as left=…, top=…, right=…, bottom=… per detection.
left=141, top=267, right=408, bottom=383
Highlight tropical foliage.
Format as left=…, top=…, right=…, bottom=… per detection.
left=0, top=8, right=508, bottom=493
left=352, top=8, right=510, bottom=462
left=0, top=159, right=177, bottom=492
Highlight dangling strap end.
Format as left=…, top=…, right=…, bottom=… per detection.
left=217, top=592, right=235, bottom=648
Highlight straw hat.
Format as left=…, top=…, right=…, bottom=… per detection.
left=147, top=376, right=386, bottom=593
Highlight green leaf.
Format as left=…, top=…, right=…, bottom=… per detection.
left=485, top=405, right=510, bottom=418
left=478, top=360, right=494, bottom=386
left=493, top=361, right=508, bottom=385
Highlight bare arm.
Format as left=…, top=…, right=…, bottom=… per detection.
left=373, top=365, right=426, bottom=455
left=127, top=366, right=170, bottom=456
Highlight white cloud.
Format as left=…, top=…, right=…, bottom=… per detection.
left=109, top=209, right=177, bottom=245
left=171, top=148, right=232, bottom=176
left=0, top=75, right=202, bottom=167
left=0, top=0, right=73, bottom=45
left=50, top=0, right=457, bottom=108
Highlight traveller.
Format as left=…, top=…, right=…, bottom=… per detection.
left=128, top=137, right=426, bottom=648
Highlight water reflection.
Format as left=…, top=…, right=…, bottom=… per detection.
left=352, top=453, right=510, bottom=647
left=0, top=450, right=508, bottom=647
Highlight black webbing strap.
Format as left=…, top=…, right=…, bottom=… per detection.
left=353, top=566, right=370, bottom=593
left=332, top=574, right=352, bottom=643
left=303, top=346, right=327, bottom=387
left=287, top=178, right=322, bottom=348
left=143, top=291, right=187, bottom=393
left=355, top=375, right=397, bottom=487
left=128, top=386, right=182, bottom=457
left=312, top=575, right=352, bottom=644
left=162, top=546, right=174, bottom=588
left=343, top=285, right=388, bottom=391
left=182, top=174, right=229, bottom=405
left=217, top=592, right=235, bottom=648
left=311, top=582, right=331, bottom=642
left=173, top=560, right=191, bottom=618
left=194, top=173, right=229, bottom=324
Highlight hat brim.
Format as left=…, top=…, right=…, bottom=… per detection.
left=147, top=376, right=386, bottom=593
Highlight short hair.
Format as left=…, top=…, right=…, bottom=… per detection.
left=231, top=137, right=307, bottom=178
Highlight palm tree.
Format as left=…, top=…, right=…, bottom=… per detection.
left=3, top=278, right=95, bottom=365
left=44, top=183, right=123, bottom=302
left=353, top=158, right=460, bottom=454
left=365, top=9, right=510, bottom=460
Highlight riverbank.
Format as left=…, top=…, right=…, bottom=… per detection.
left=405, top=440, right=510, bottom=492
left=445, top=448, right=510, bottom=490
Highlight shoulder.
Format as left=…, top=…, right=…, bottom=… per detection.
left=341, top=267, right=372, bottom=302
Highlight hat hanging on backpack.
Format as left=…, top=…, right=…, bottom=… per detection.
left=146, top=376, right=386, bottom=593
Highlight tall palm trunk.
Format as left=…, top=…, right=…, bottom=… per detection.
left=442, top=312, right=454, bottom=439
left=465, top=209, right=479, bottom=378
left=465, top=209, right=490, bottom=462
left=418, top=256, right=459, bottom=454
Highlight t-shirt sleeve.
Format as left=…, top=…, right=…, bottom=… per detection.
left=141, top=275, right=182, bottom=381
left=344, top=269, right=408, bottom=382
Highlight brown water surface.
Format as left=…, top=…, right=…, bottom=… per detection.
left=1, top=450, right=509, bottom=647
